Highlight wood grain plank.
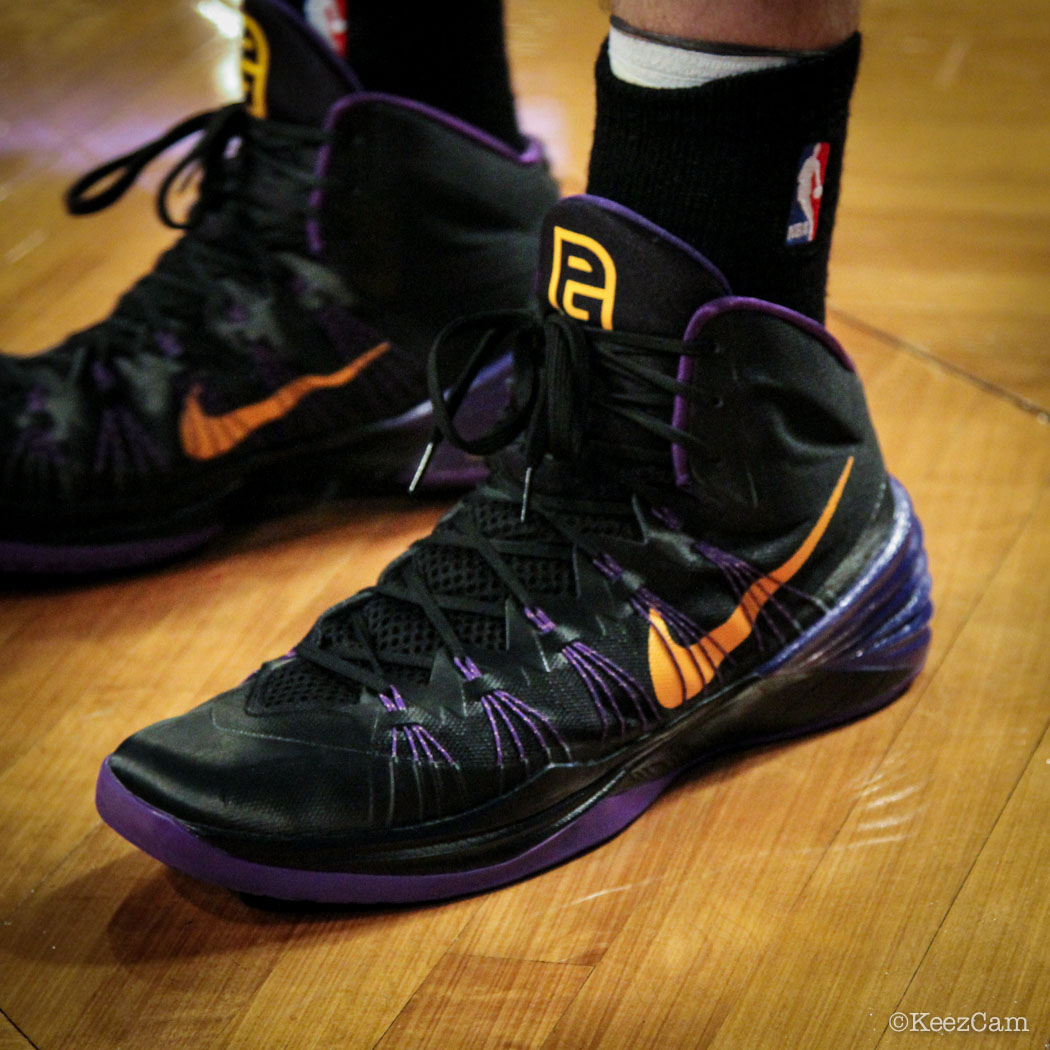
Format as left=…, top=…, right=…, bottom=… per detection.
left=874, top=503, right=1050, bottom=1048
left=0, top=499, right=443, bottom=913
left=0, top=1015, right=32, bottom=1050
left=376, top=954, right=592, bottom=1050
left=1, top=1, right=1049, bottom=1049
left=214, top=904, right=483, bottom=1050
left=0, top=824, right=480, bottom=1050
left=833, top=1, right=1050, bottom=411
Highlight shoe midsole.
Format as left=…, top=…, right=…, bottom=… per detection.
left=155, top=479, right=931, bottom=876
left=1, top=358, right=511, bottom=550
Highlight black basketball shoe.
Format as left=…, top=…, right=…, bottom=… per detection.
left=0, top=0, right=557, bottom=573
left=96, top=195, right=932, bottom=903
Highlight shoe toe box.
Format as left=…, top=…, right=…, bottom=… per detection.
left=105, top=685, right=380, bottom=839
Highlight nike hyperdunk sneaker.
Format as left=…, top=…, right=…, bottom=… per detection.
left=97, top=195, right=932, bottom=903
left=0, top=0, right=557, bottom=573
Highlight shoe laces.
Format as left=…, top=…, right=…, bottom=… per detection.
left=1, top=104, right=326, bottom=395
left=293, top=309, right=712, bottom=698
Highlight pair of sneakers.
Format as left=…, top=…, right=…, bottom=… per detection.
left=4, top=0, right=932, bottom=903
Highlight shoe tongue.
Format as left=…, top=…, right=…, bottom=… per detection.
left=240, top=0, right=357, bottom=125
left=539, top=195, right=730, bottom=337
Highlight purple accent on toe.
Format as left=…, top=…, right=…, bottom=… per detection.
left=524, top=606, right=556, bottom=633
left=455, top=655, right=483, bottom=681
left=27, top=386, right=48, bottom=413
left=96, top=758, right=673, bottom=905
left=0, top=525, right=223, bottom=575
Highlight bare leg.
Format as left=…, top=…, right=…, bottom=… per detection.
left=611, top=0, right=861, bottom=50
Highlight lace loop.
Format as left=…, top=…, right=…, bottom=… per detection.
left=39, top=106, right=327, bottom=401
left=409, top=309, right=541, bottom=492
left=301, top=308, right=717, bottom=697
left=155, top=105, right=247, bottom=229
left=413, top=309, right=702, bottom=491
left=66, top=104, right=244, bottom=223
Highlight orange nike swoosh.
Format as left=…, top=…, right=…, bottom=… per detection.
left=179, top=341, right=391, bottom=461
left=647, top=456, right=854, bottom=708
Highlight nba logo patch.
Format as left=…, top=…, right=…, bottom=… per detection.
left=786, top=142, right=830, bottom=246
left=305, top=0, right=348, bottom=55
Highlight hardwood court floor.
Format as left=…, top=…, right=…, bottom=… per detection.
left=1, top=1, right=1048, bottom=1047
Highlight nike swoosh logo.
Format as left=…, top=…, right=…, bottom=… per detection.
left=179, top=341, right=391, bottom=460
left=647, top=456, right=854, bottom=709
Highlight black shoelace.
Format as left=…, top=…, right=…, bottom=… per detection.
left=296, top=309, right=712, bottom=696
left=1, top=104, right=326, bottom=393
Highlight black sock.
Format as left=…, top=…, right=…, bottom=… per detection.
left=586, top=34, right=862, bottom=322
left=344, top=0, right=524, bottom=150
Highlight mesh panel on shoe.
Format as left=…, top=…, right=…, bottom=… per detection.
left=251, top=490, right=643, bottom=711
left=446, top=608, right=506, bottom=649
left=250, top=660, right=356, bottom=709
left=505, top=554, right=576, bottom=595
left=365, top=596, right=438, bottom=658
left=413, top=543, right=505, bottom=601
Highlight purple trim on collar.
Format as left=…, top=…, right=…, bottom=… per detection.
left=671, top=296, right=855, bottom=488
left=681, top=296, right=854, bottom=369
left=331, top=92, right=543, bottom=164
left=308, top=93, right=546, bottom=257
left=308, top=145, right=333, bottom=258
left=566, top=194, right=732, bottom=294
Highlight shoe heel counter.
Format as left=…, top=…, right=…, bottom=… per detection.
left=316, top=99, right=559, bottom=352
left=681, top=298, right=888, bottom=555
left=764, top=477, right=933, bottom=680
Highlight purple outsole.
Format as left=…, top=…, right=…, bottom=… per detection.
left=0, top=525, right=224, bottom=575
left=95, top=648, right=916, bottom=906
left=2, top=359, right=512, bottom=574
left=95, top=759, right=674, bottom=905
left=94, top=481, right=930, bottom=905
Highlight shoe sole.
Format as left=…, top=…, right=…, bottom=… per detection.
left=0, top=360, right=509, bottom=575
left=96, top=478, right=931, bottom=904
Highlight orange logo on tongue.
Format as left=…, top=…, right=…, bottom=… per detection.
left=241, top=14, right=270, bottom=118
left=548, top=226, right=618, bottom=331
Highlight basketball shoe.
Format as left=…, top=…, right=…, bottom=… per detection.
left=0, top=0, right=557, bottom=573
left=96, top=195, right=932, bottom=902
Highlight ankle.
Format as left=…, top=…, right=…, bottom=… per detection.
left=586, top=32, right=862, bottom=322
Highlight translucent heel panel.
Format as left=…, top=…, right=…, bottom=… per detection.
left=763, top=478, right=933, bottom=680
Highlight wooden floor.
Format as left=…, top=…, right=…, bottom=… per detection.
left=2, top=0, right=1049, bottom=1046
